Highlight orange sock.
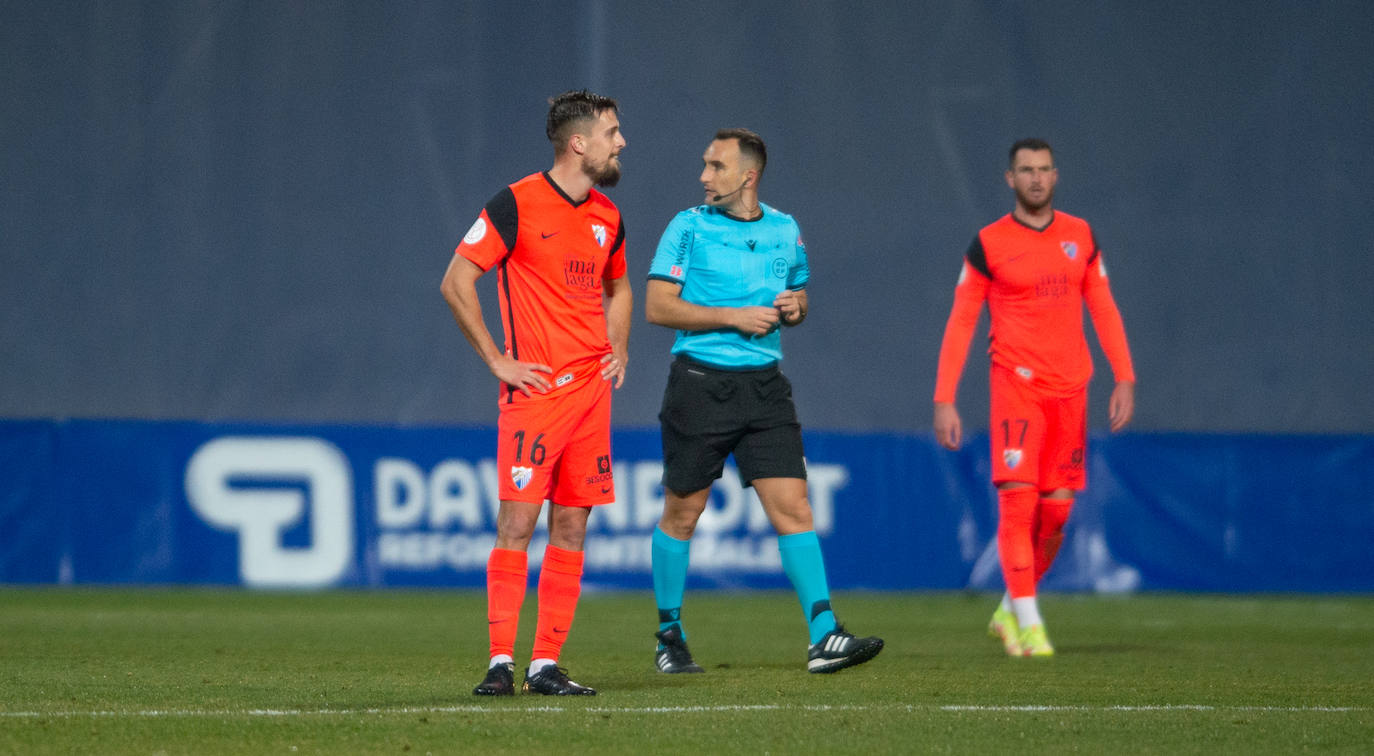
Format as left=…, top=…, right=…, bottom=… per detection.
left=486, top=548, right=528, bottom=660
left=1034, top=497, right=1073, bottom=584
left=997, top=486, right=1039, bottom=599
left=531, top=545, right=584, bottom=663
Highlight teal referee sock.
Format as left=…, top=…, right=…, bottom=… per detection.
left=652, top=526, right=691, bottom=638
left=778, top=530, right=838, bottom=644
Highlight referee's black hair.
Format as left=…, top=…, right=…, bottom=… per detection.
left=546, top=90, right=619, bottom=152
left=715, top=127, right=767, bottom=175
left=1009, top=138, right=1053, bottom=167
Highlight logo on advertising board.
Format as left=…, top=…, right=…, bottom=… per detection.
left=185, top=434, right=850, bottom=588
left=185, top=437, right=354, bottom=588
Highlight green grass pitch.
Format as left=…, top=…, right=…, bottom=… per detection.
left=2, top=589, right=1371, bottom=753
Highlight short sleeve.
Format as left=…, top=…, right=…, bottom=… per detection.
left=604, top=216, right=628, bottom=279
left=455, top=188, right=517, bottom=270
left=787, top=220, right=809, bottom=289
left=648, top=212, right=695, bottom=284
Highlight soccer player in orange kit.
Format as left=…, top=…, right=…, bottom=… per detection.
left=933, top=139, right=1135, bottom=657
left=441, top=90, right=631, bottom=694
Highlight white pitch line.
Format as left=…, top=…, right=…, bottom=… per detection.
left=940, top=705, right=1365, bottom=713
left=0, top=703, right=1365, bottom=719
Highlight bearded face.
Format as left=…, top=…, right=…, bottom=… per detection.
left=577, top=109, right=625, bottom=188
left=1007, top=148, right=1056, bottom=213
left=584, top=153, right=621, bottom=188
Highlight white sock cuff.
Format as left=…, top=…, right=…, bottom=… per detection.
left=1011, top=596, right=1043, bottom=629
left=528, top=657, right=557, bottom=675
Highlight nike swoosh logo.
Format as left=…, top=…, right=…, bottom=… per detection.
left=541, top=231, right=559, bottom=239
left=601, top=486, right=612, bottom=494
left=553, top=626, right=568, bottom=635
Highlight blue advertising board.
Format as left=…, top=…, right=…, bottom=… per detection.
left=1, top=419, right=1371, bottom=592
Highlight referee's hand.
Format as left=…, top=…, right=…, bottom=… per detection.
left=773, top=290, right=806, bottom=325
left=733, top=306, right=780, bottom=336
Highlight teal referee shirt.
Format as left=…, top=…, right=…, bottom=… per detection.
left=647, top=203, right=810, bottom=368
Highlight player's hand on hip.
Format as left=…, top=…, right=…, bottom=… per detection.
left=734, top=305, right=781, bottom=336
left=491, top=354, right=552, bottom=396
left=1108, top=381, right=1135, bottom=432
left=600, top=350, right=628, bottom=388
left=934, top=402, right=962, bottom=450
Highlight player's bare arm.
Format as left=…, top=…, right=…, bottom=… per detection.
left=774, top=289, right=808, bottom=326
left=1109, top=380, right=1135, bottom=432
left=646, top=279, right=779, bottom=335
left=933, top=401, right=962, bottom=450
left=601, top=274, right=632, bottom=388
left=441, top=254, right=552, bottom=396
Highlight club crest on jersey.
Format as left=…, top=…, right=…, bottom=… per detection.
left=1061, top=241, right=1078, bottom=260
left=591, top=223, right=607, bottom=246
left=1003, top=448, right=1024, bottom=470
left=510, top=465, right=534, bottom=491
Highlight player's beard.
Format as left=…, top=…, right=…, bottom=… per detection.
left=584, top=155, right=621, bottom=188
left=1016, top=184, right=1053, bottom=212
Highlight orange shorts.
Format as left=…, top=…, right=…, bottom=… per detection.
left=988, top=364, right=1087, bottom=491
left=496, top=373, right=615, bottom=506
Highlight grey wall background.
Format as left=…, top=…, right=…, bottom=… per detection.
left=3, top=1, right=1372, bottom=433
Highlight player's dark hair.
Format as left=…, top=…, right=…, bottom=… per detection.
left=1009, top=138, right=1053, bottom=167
left=546, top=90, right=619, bottom=152
left=716, top=127, right=767, bottom=175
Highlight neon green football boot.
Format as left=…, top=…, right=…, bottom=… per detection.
left=988, top=605, right=1022, bottom=657
left=1019, top=623, right=1055, bottom=657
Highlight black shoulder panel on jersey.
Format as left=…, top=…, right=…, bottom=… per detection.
left=1087, top=227, right=1101, bottom=266
left=609, top=216, right=626, bottom=257
left=965, top=235, right=991, bottom=279
left=485, top=187, right=518, bottom=252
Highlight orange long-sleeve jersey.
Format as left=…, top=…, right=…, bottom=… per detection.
left=934, top=211, right=1134, bottom=402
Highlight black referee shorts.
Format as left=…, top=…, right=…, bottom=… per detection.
left=658, top=356, right=807, bottom=494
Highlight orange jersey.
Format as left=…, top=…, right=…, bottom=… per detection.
left=934, top=211, right=1134, bottom=400
left=456, top=172, right=627, bottom=403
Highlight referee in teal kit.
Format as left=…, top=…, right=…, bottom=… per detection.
left=642, top=128, right=883, bottom=675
